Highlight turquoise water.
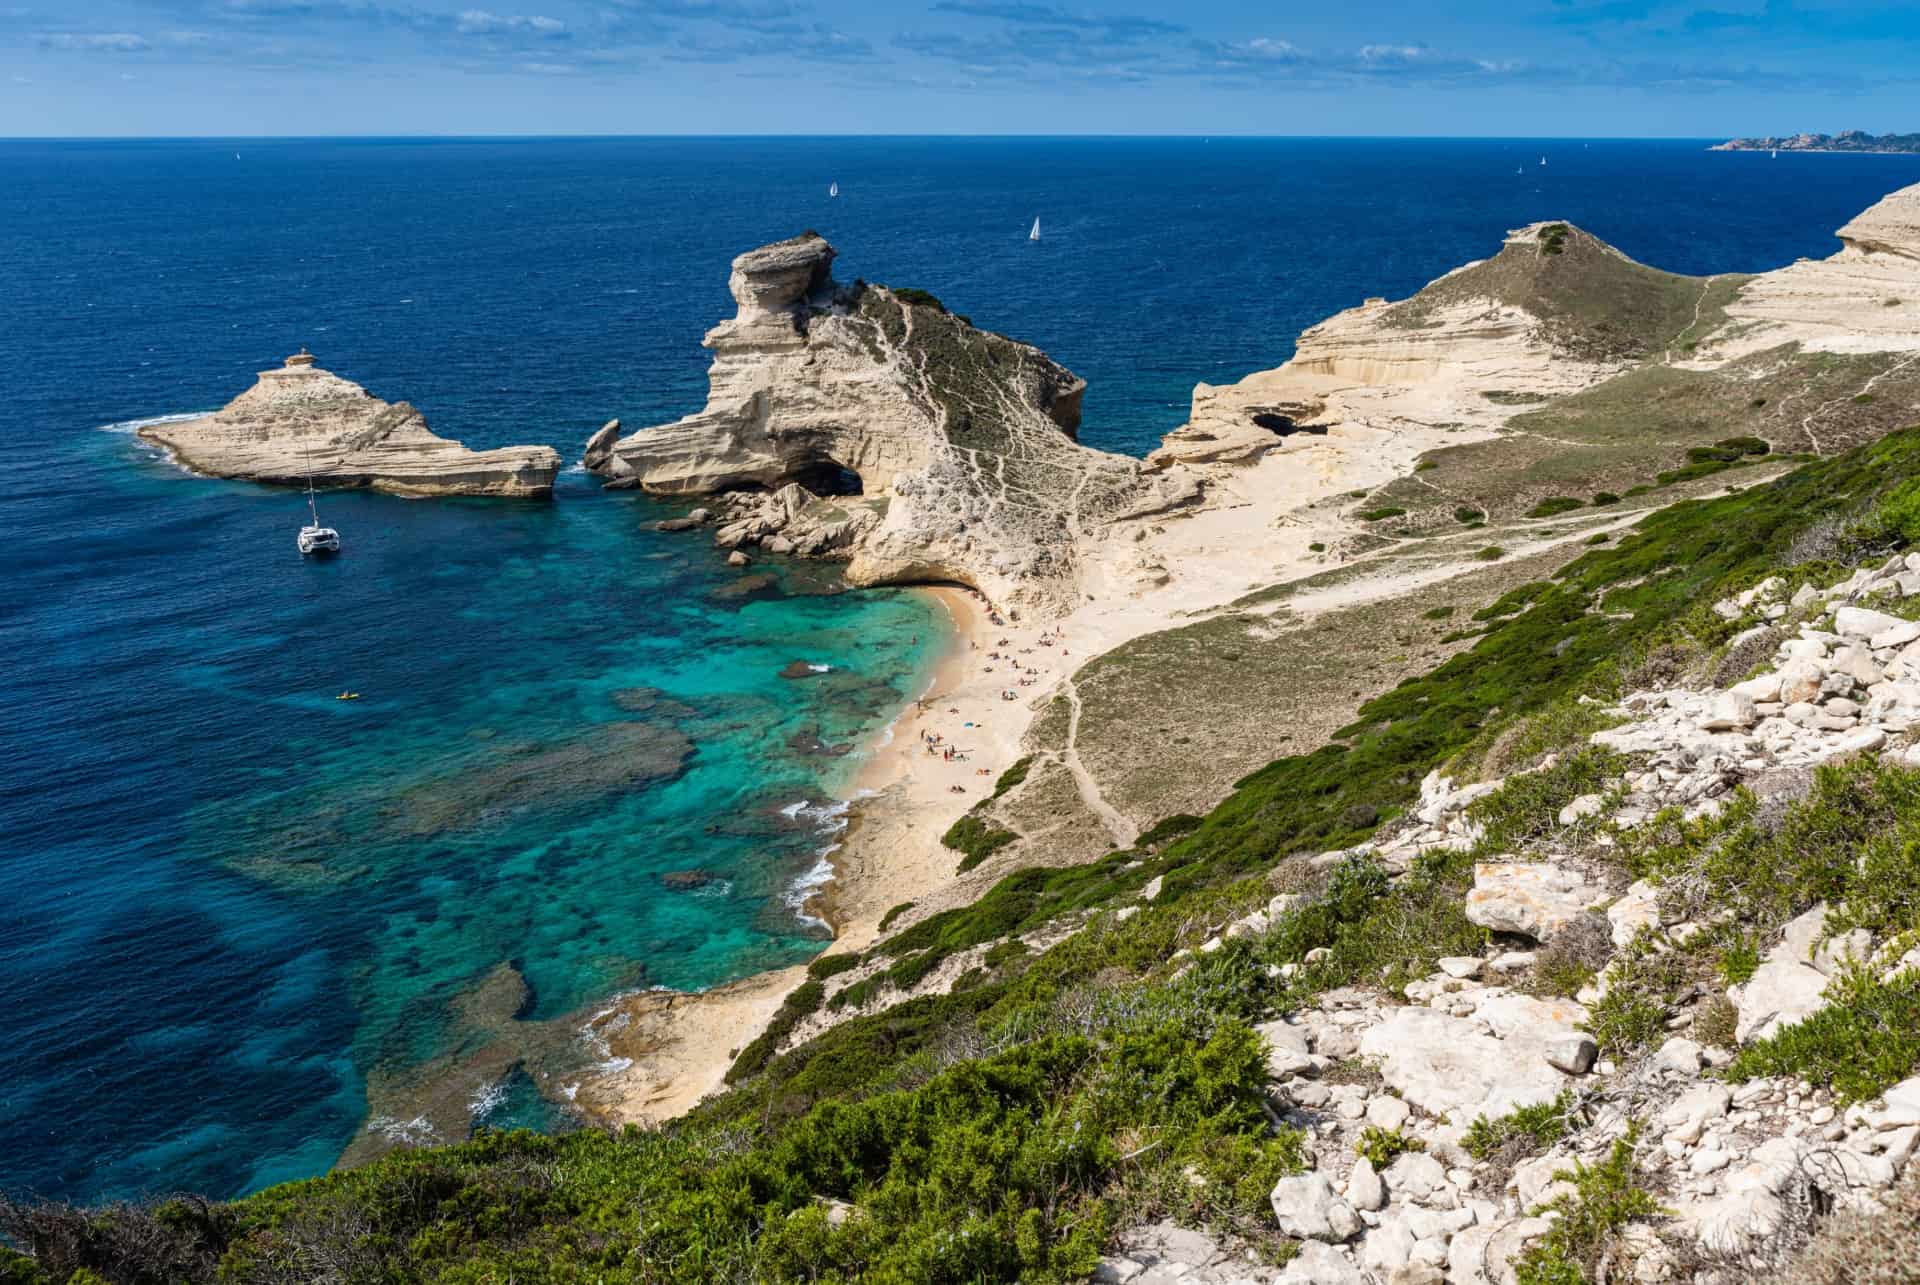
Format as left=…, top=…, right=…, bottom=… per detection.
left=6, top=136, right=1919, bottom=1205
left=6, top=424, right=943, bottom=1200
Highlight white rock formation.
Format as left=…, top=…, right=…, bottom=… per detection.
left=1152, top=222, right=1681, bottom=473
left=141, top=350, right=560, bottom=497
left=590, top=233, right=1197, bottom=615
left=1714, top=181, right=1920, bottom=358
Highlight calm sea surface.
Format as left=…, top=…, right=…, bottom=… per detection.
left=3, top=136, right=1916, bottom=1203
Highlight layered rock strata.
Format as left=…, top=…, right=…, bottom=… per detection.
left=142, top=350, right=561, bottom=497
left=1160, top=182, right=1920, bottom=477
left=589, top=233, right=1197, bottom=615
left=1712, top=181, right=1920, bottom=357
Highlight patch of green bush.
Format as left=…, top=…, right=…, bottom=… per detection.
left=1423, top=605, right=1455, bottom=620
left=1591, top=491, right=1621, bottom=506
left=1471, top=581, right=1552, bottom=621
left=1514, top=1125, right=1662, bottom=1284
left=1528, top=496, right=1585, bottom=518
left=989, top=755, right=1034, bottom=801
left=1728, top=966, right=1920, bottom=1103
left=728, top=979, right=827, bottom=1082
left=1463, top=1091, right=1574, bottom=1162
left=943, top=813, right=1020, bottom=872
left=1354, top=1126, right=1424, bottom=1167
left=878, top=901, right=915, bottom=932
left=808, top=952, right=862, bottom=982
left=1358, top=506, right=1408, bottom=522
left=890, top=286, right=948, bottom=312
left=1454, top=506, right=1486, bottom=524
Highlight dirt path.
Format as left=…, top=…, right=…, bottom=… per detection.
left=1058, top=678, right=1140, bottom=849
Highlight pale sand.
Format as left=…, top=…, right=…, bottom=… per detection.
left=566, top=416, right=1488, bottom=1130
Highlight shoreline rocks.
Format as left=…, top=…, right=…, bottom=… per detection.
left=141, top=349, right=560, bottom=497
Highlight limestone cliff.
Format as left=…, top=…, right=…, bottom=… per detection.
left=1157, top=187, right=1920, bottom=476
left=590, top=233, right=1196, bottom=615
left=1710, top=181, right=1920, bottom=357
left=142, top=351, right=561, bottom=498
left=1153, top=221, right=1707, bottom=471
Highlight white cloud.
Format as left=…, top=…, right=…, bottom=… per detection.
left=40, top=31, right=150, bottom=50
left=457, top=9, right=567, bottom=34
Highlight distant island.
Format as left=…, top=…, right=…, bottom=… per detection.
left=1713, top=129, right=1920, bottom=154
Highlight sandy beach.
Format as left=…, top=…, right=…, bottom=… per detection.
left=565, top=409, right=1488, bottom=1130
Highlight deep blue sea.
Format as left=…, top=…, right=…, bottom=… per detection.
left=3, top=136, right=1917, bottom=1205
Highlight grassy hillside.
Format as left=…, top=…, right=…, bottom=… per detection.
left=1381, top=225, right=1720, bottom=363
left=13, top=429, right=1920, bottom=1283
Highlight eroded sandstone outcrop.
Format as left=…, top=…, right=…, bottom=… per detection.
left=1161, top=183, right=1920, bottom=478
left=1152, top=221, right=1703, bottom=472
left=589, top=233, right=1197, bottom=615
left=142, top=350, right=561, bottom=497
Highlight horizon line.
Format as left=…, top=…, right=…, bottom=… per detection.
left=0, top=131, right=1762, bottom=143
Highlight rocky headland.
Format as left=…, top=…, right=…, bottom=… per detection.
left=586, top=232, right=1199, bottom=617
left=141, top=350, right=561, bottom=497
left=1713, top=130, right=1920, bottom=155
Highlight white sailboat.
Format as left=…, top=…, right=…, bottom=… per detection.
left=829, top=181, right=839, bottom=197
left=1029, top=217, right=1041, bottom=242
left=297, top=452, right=340, bottom=556
left=1772, top=149, right=1779, bottom=159
left=1539, top=155, right=1547, bottom=166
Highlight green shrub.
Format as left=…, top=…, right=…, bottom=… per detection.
left=1466, top=745, right=1622, bottom=850
left=1514, top=1124, right=1662, bottom=1284
left=1591, top=491, right=1621, bottom=506
left=943, top=814, right=1020, bottom=872
left=1528, top=496, right=1585, bottom=518
left=808, top=952, right=862, bottom=981
left=1717, top=435, right=1771, bottom=456
left=1358, top=506, right=1408, bottom=522
left=728, top=979, right=827, bottom=1082
left=1727, top=965, right=1920, bottom=1103
left=1583, top=935, right=1691, bottom=1056
left=1354, top=1126, right=1424, bottom=1167
left=878, top=901, right=915, bottom=931
left=1454, top=506, right=1486, bottom=524
left=990, top=756, right=1034, bottom=801
left=1473, top=546, right=1506, bottom=561
left=1308, top=542, right=1327, bottom=552
left=1585, top=533, right=1609, bottom=545
left=1463, top=1091, right=1574, bottom=1161
left=1472, top=582, right=1551, bottom=622
left=891, top=286, right=948, bottom=312
left=1137, top=814, right=1202, bottom=848
left=1423, top=606, right=1456, bottom=621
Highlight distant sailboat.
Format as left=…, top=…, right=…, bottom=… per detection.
left=1772, top=149, right=1779, bottom=159
left=829, top=181, right=839, bottom=197
left=1539, top=156, right=1547, bottom=166
left=1029, top=217, right=1041, bottom=242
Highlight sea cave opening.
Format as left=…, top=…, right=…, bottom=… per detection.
left=791, top=460, right=865, bottom=497
left=1251, top=412, right=1329, bottom=438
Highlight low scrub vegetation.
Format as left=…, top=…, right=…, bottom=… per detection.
left=19, top=429, right=1920, bottom=1280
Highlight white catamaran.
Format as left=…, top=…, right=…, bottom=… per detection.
left=1029, top=217, right=1041, bottom=242
left=297, top=454, right=340, bottom=556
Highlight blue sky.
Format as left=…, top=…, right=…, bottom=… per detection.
left=2, top=0, right=1916, bottom=136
